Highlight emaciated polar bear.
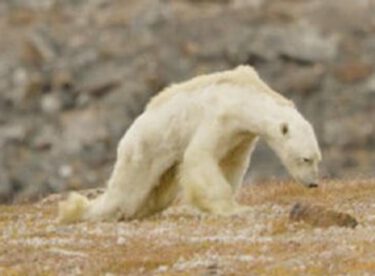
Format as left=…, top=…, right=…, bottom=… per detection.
left=58, top=65, right=322, bottom=223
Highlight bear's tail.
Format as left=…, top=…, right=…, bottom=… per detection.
left=58, top=192, right=90, bottom=223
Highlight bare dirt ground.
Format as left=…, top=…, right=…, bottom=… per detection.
left=1, top=179, right=375, bottom=275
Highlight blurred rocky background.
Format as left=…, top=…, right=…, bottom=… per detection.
left=0, top=0, right=374, bottom=203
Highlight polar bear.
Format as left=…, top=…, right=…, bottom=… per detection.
left=58, top=65, right=322, bottom=223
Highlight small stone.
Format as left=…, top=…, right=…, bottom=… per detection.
left=366, top=74, right=375, bottom=92
left=290, top=202, right=358, bottom=228
left=156, top=265, right=168, bottom=273
left=52, top=70, right=74, bottom=91
left=40, top=93, right=62, bottom=114
left=31, top=124, right=59, bottom=151
left=116, top=236, right=126, bottom=245
left=207, top=262, right=219, bottom=274
left=58, top=165, right=73, bottom=179
left=0, top=175, right=12, bottom=203
left=0, top=124, right=27, bottom=143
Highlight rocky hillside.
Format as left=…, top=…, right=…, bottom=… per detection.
left=0, top=0, right=374, bottom=202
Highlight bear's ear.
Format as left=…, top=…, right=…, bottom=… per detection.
left=280, top=123, right=289, bottom=136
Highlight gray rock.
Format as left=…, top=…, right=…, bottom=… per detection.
left=279, top=24, right=339, bottom=62
left=0, top=124, right=27, bottom=144
left=252, top=24, right=339, bottom=63
left=60, top=107, right=109, bottom=155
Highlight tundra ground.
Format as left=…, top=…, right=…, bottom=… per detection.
left=1, top=179, right=375, bottom=275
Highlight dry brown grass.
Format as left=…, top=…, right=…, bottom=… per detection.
left=1, top=179, right=375, bottom=275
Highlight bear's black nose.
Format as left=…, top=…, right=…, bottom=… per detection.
left=307, top=183, right=319, bottom=188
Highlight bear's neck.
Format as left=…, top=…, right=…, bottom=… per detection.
left=230, top=85, right=295, bottom=138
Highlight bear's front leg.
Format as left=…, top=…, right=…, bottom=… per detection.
left=180, top=146, right=250, bottom=216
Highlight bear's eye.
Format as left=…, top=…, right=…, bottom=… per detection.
left=303, top=158, right=312, bottom=164
left=280, top=123, right=289, bottom=136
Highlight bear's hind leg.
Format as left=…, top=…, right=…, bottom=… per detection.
left=84, top=154, right=177, bottom=221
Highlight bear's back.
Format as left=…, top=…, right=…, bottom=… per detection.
left=146, top=65, right=292, bottom=110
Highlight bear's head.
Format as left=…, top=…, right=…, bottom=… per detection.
left=265, top=112, right=322, bottom=188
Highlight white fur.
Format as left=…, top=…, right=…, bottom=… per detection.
left=58, top=65, right=322, bottom=223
